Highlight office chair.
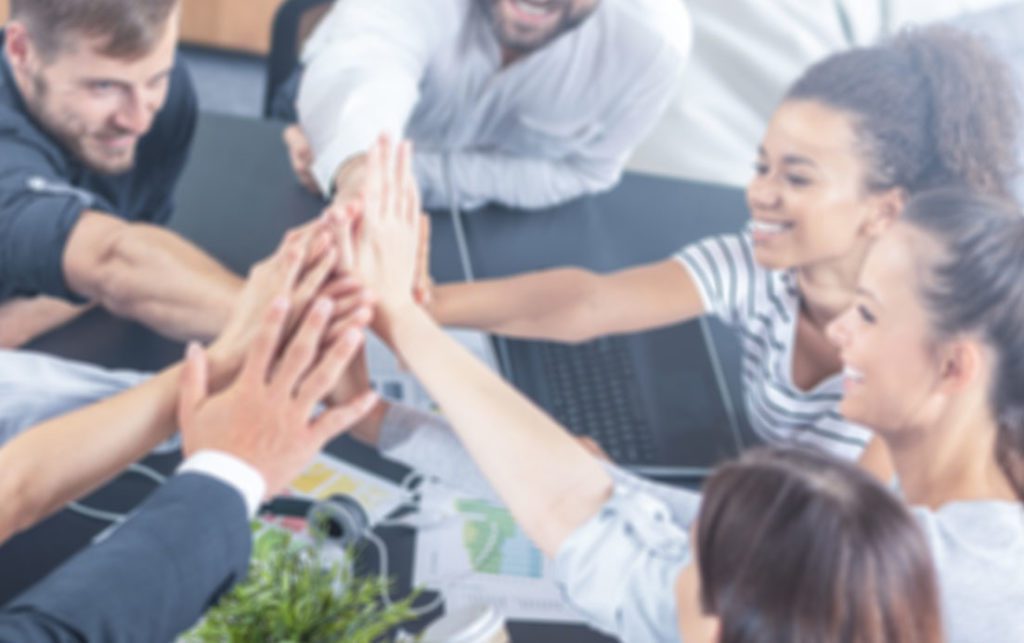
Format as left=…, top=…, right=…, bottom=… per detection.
left=263, top=0, right=334, bottom=118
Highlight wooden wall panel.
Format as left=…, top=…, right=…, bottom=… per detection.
left=1, top=0, right=10, bottom=24
left=180, top=0, right=284, bottom=55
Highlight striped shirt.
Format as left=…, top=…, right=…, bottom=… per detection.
left=676, top=233, right=871, bottom=459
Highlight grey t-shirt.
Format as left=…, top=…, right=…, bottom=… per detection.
left=379, top=403, right=1024, bottom=643
left=913, top=501, right=1024, bottom=643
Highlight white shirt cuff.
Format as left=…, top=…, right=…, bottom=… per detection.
left=177, top=450, right=266, bottom=518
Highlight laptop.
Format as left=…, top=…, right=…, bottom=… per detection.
left=495, top=317, right=744, bottom=479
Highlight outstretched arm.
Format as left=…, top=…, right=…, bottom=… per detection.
left=430, top=259, right=704, bottom=343
left=339, top=137, right=617, bottom=555
left=0, top=220, right=362, bottom=544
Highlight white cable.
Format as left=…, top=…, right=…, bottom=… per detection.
left=66, top=464, right=168, bottom=524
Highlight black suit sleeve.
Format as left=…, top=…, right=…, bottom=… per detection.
left=0, top=473, right=252, bottom=643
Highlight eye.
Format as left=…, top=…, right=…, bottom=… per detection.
left=857, top=304, right=876, bottom=324
left=786, top=174, right=812, bottom=187
left=87, top=81, right=118, bottom=94
left=753, top=161, right=768, bottom=176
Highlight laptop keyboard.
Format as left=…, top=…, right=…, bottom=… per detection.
left=536, top=336, right=658, bottom=464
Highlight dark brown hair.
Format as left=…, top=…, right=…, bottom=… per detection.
left=901, top=188, right=1024, bottom=503
left=10, top=0, right=178, bottom=60
left=787, top=25, right=1021, bottom=200
left=697, top=448, right=944, bottom=643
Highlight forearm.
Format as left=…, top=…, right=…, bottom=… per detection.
left=430, top=268, right=601, bottom=342
left=383, top=304, right=613, bottom=555
left=0, top=357, right=233, bottom=543
left=0, top=297, right=92, bottom=347
left=79, top=223, right=242, bottom=342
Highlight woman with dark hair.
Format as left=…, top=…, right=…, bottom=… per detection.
left=327, top=137, right=947, bottom=643
left=686, top=448, right=943, bottom=643
left=415, top=25, right=1021, bottom=470
left=827, top=188, right=1024, bottom=642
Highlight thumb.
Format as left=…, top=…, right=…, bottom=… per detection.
left=178, top=341, right=210, bottom=434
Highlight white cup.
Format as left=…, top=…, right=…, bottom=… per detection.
left=420, top=604, right=510, bottom=643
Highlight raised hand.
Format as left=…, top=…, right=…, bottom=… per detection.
left=332, top=135, right=422, bottom=319
left=207, top=216, right=370, bottom=389
left=178, top=296, right=379, bottom=497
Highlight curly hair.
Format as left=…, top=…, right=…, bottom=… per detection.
left=787, top=26, right=1021, bottom=200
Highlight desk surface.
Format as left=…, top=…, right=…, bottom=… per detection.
left=4, top=113, right=750, bottom=642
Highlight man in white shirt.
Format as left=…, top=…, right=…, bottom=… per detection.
left=627, top=0, right=1023, bottom=190
left=284, top=0, right=692, bottom=210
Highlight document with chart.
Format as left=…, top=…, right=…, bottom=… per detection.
left=413, top=496, right=585, bottom=623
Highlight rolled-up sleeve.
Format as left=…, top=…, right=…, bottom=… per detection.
left=552, top=480, right=692, bottom=643
left=297, top=0, right=448, bottom=195
left=0, top=144, right=104, bottom=301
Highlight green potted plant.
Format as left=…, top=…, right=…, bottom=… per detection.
left=182, top=524, right=417, bottom=642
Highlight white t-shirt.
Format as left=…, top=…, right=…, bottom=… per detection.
left=676, top=233, right=872, bottom=460
left=298, top=0, right=691, bottom=209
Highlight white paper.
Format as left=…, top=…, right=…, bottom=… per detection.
left=413, top=496, right=585, bottom=624
left=286, top=452, right=408, bottom=524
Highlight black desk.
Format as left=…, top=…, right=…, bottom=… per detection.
left=1, top=113, right=750, bottom=642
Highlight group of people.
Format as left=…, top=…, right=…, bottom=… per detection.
left=0, top=0, right=1022, bottom=642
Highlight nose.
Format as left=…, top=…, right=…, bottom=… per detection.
left=746, top=173, right=781, bottom=212
left=825, top=307, right=852, bottom=349
left=113, top=89, right=156, bottom=135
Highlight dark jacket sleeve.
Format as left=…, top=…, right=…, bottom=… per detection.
left=0, top=472, right=252, bottom=643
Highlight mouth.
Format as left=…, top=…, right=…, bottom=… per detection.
left=94, top=133, right=137, bottom=151
left=747, top=218, right=795, bottom=240
left=842, top=365, right=865, bottom=386
left=505, top=0, right=561, bottom=23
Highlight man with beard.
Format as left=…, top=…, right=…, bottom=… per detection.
left=282, top=0, right=691, bottom=210
left=0, top=0, right=243, bottom=347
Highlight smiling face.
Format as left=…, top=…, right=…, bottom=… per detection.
left=746, top=100, right=900, bottom=272
left=6, top=10, right=178, bottom=174
left=481, top=0, right=599, bottom=56
left=826, top=224, right=948, bottom=433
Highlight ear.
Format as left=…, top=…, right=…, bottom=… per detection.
left=3, top=22, right=34, bottom=71
left=936, top=337, right=986, bottom=395
left=863, top=188, right=907, bottom=238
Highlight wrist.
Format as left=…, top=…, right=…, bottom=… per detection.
left=374, top=298, right=422, bottom=348
left=344, top=398, right=390, bottom=446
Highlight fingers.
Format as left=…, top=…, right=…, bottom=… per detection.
left=294, top=244, right=338, bottom=311
left=335, top=204, right=359, bottom=272
left=414, top=213, right=432, bottom=304
left=177, top=341, right=209, bottom=432
left=242, top=296, right=291, bottom=386
left=324, top=304, right=373, bottom=345
left=364, top=137, right=384, bottom=223
left=394, top=138, right=411, bottom=223
left=295, top=324, right=367, bottom=414
left=273, top=297, right=334, bottom=392
left=310, top=389, right=380, bottom=444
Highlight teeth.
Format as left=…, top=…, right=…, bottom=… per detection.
left=748, top=219, right=792, bottom=235
left=843, top=367, right=864, bottom=382
left=513, top=0, right=553, bottom=15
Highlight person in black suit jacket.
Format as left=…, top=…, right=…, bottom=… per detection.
left=0, top=223, right=378, bottom=641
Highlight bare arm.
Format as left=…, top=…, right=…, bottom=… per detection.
left=0, top=219, right=355, bottom=543
left=341, top=137, right=614, bottom=556
left=0, top=297, right=93, bottom=348
left=63, top=210, right=243, bottom=342
left=384, top=304, right=613, bottom=555
left=430, top=259, right=706, bottom=343
left=0, top=362, right=194, bottom=542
